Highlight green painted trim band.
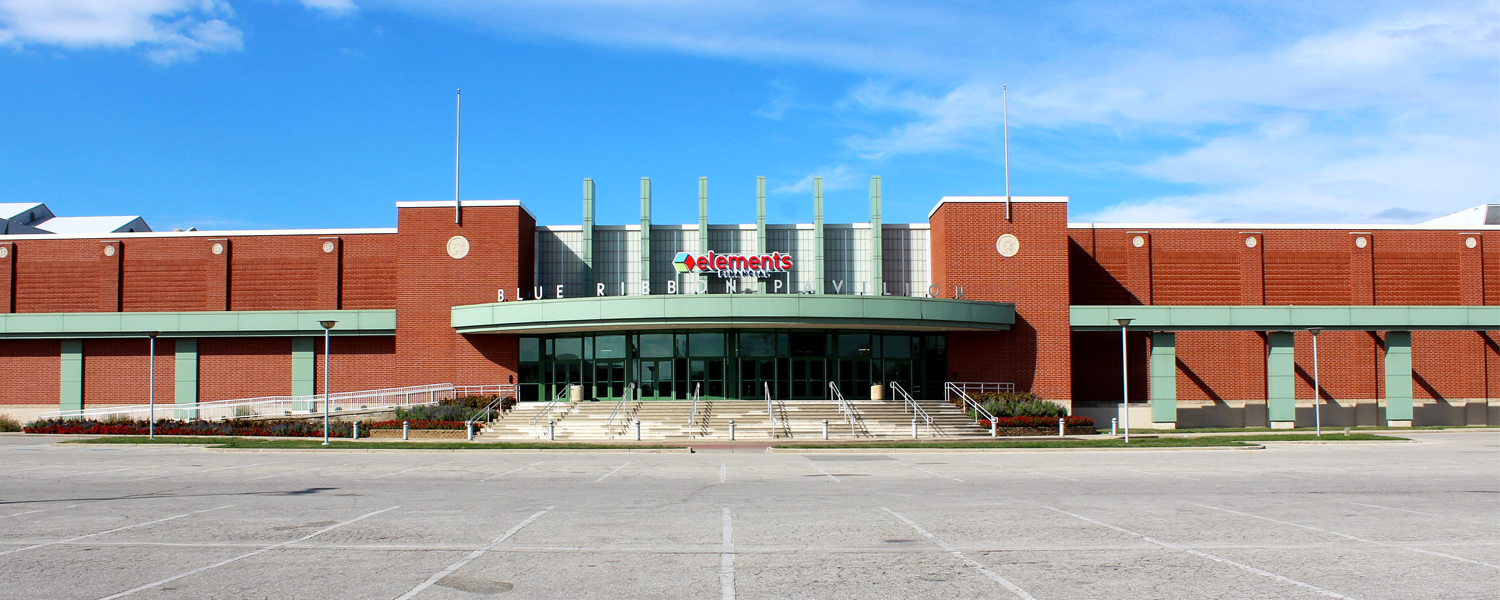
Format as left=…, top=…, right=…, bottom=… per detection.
left=451, top=295, right=1015, bottom=334
left=174, top=338, right=197, bottom=405
left=59, top=339, right=83, bottom=412
left=0, top=309, right=395, bottom=339
left=1071, top=305, right=1500, bottom=331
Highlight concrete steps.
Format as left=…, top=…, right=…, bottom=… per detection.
left=478, top=399, right=989, bottom=441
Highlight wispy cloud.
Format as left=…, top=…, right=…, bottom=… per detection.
left=774, top=165, right=862, bottom=194
left=0, top=0, right=244, bottom=64
left=303, top=0, right=359, bottom=17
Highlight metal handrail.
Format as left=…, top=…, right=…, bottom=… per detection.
left=37, top=382, right=468, bottom=422
left=688, top=384, right=701, bottom=439
left=946, top=382, right=998, bottom=437
left=888, top=381, right=935, bottom=437
left=529, top=386, right=570, bottom=426
left=946, top=381, right=1016, bottom=398
left=764, top=382, right=777, bottom=439
left=604, top=384, right=635, bottom=439
left=465, top=384, right=520, bottom=430
left=828, top=382, right=869, bottom=437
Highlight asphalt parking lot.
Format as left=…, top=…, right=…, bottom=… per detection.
left=1, top=431, right=1496, bottom=600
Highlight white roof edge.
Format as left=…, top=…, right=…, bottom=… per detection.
left=396, top=199, right=537, bottom=221
left=1067, top=222, right=1500, bottom=231
left=0, top=228, right=397, bottom=241
left=928, top=196, right=1068, bottom=219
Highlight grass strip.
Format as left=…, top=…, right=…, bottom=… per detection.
left=775, top=433, right=1404, bottom=449
left=67, top=436, right=681, bottom=450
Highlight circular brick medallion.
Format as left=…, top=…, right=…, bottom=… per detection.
left=0, top=247, right=7, bottom=258
left=996, top=234, right=1020, bottom=257
left=446, top=236, right=471, bottom=259
left=322, top=241, right=335, bottom=253
left=1466, top=237, right=1477, bottom=249
left=211, top=243, right=223, bottom=255
left=104, top=245, right=115, bottom=257
left=1131, top=235, right=1145, bottom=248
left=1355, top=236, right=1367, bottom=248
left=1245, top=237, right=1257, bottom=248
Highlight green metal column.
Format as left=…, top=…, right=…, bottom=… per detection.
left=698, top=177, right=709, bottom=294
left=870, top=176, right=882, bottom=296
left=1267, top=331, right=1296, bottom=427
left=1384, top=331, right=1413, bottom=425
left=582, top=179, right=594, bottom=291
left=640, top=177, right=651, bottom=295
left=1150, top=332, right=1177, bottom=425
left=813, top=177, right=824, bottom=295
left=292, top=337, right=315, bottom=408
left=59, top=339, right=83, bottom=412
left=174, top=338, right=197, bottom=407
left=756, top=176, right=766, bottom=293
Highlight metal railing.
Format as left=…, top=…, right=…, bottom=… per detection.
left=946, top=382, right=997, bottom=437
left=464, top=384, right=520, bottom=431
left=828, top=382, right=869, bottom=437
left=945, top=381, right=1015, bottom=400
left=604, top=384, right=636, bottom=439
left=36, top=383, right=494, bottom=422
left=888, top=381, right=938, bottom=437
left=763, top=382, right=779, bottom=439
left=528, top=386, right=571, bottom=426
left=688, top=384, right=701, bottom=439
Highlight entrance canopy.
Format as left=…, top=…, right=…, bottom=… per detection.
left=452, top=295, right=1014, bottom=335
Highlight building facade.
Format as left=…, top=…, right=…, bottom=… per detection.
left=1, top=180, right=1496, bottom=429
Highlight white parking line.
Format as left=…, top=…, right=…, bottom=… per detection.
left=0, top=505, right=231, bottom=557
left=132, top=462, right=274, bottom=481
left=1349, top=502, right=1500, bottom=527
left=58, top=464, right=161, bottom=477
left=6, top=466, right=51, bottom=473
left=480, top=461, right=545, bottom=482
left=393, top=507, right=553, bottom=600
left=595, top=462, right=630, bottom=482
left=719, top=463, right=727, bottom=484
left=1045, top=506, right=1356, bottom=599
left=1120, top=467, right=1200, bottom=481
left=368, top=463, right=448, bottom=480
left=805, top=461, right=840, bottom=482
left=720, top=508, right=735, bottom=600
left=898, top=462, right=963, bottom=483
left=96, top=505, right=400, bottom=600
left=882, top=508, right=1035, bottom=600
left=971, top=461, right=1078, bottom=481
left=1199, top=504, right=1500, bottom=570
left=247, top=462, right=360, bottom=481
left=0, top=504, right=82, bottom=519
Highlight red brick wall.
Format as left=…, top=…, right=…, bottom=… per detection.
left=80, top=339, right=175, bottom=407
left=395, top=205, right=534, bottom=387
left=0, top=340, right=59, bottom=405
left=199, top=337, right=291, bottom=402
left=312, top=336, right=396, bottom=394
left=932, top=200, right=1071, bottom=402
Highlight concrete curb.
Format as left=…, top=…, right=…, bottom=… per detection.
left=770, top=445, right=1267, bottom=453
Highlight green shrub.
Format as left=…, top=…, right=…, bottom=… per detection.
left=971, top=392, right=1068, bottom=418
left=395, top=404, right=476, bottom=422
left=0, top=414, right=20, bottom=432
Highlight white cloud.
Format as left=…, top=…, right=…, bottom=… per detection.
left=774, top=165, right=863, bottom=194
left=302, top=0, right=358, bottom=17
left=0, top=0, right=243, bottom=63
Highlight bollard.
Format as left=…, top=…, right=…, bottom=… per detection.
left=911, top=418, right=918, bottom=439
left=1058, top=417, right=1065, bottom=438
left=728, top=419, right=735, bottom=441
left=353, top=422, right=359, bottom=440
left=402, top=420, right=409, bottom=441
left=548, top=420, right=555, bottom=441
left=1111, top=417, right=1118, bottom=436
left=990, top=418, right=997, bottom=438
left=822, top=419, right=828, bottom=440
left=467, top=422, right=474, bottom=441
left=635, top=419, right=641, bottom=441
left=1344, top=427, right=1350, bottom=437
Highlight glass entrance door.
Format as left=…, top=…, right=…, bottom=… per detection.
left=789, top=358, right=826, bottom=399
left=594, top=360, right=626, bottom=400
left=638, top=359, right=676, bottom=399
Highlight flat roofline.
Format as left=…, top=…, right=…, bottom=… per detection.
left=1069, top=222, right=1500, bottom=231
left=396, top=199, right=537, bottom=221
left=928, top=196, right=1068, bottom=219
left=0, top=228, right=397, bottom=241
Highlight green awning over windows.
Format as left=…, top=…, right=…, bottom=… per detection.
left=1070, top=305, right=1499, bottom=331
left=0, top=310, right=395, bottom=339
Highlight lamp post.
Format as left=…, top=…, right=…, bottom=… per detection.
left=1116, top=318, right=1134, bottom=443
left=320, top=320, right=337, bottom=446
left=147, top=332, right=159, bottom=440
left=1308, top=327, right=1322, bottom=437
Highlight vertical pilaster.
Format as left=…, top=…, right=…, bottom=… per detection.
left=1384, top=331, right=1413, bottom=426
left=640, top=177, right=651, bottom=295
left=1150, top=332, right=1177, bottom=427
left=60, top=339, right=83, bottom=412
left=316, top=236, right=342, bottom=309
left=1267, top=331, right=1296, bottom=428
left=1239, top=232, right=1264, bottom=305
left=0, top=242, right=13, bottom=313
left=756, top=176, right=767, bottom=293
left=174, top=338, right=197, bottom=413
left=1125, top=232, right=1152, bottom=304
left=99, top=241, right=122, bottom=312
left=1349, top=233, right=1374, bottom=304
left=1349, top=233, right=1376, bottom=424
left=814, top=177, right=824, bottom=295
left=206, top=239, right=230, bottom=311
left=1459, top=234, right=1485, bottom=423
left=870, top=176, right=882, bottom=296
left=292, top=337, right=315, bottom=409
left=582, top=179, right=595, bottom=290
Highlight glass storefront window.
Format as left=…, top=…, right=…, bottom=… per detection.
left=520, top=337, right=540, bottom=362
left=739, top=331, right=776, bottom=357
left=640, top=334, right=673, bottom=358
left=838, top=333, right=871, bottom=358
left=555, top=338, right=583, bottom=361
left=596, top=335, right=626, bottom=360
left=689, top=332, right=724, bottom=357
left=882, top=334, right=911, bottom=359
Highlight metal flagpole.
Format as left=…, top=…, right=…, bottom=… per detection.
left=454, top=89, right=462, bottom=225
left=1003, top=84, right=1010, bottom=221
left=1310, top=328, right=1322, bottom=436
left=1116, top=318, right=1133, bottom=443
left=148, top=332, right=158, bottom=439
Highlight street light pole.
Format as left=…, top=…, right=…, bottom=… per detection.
left=1116, top=318, right=1134, bottom=444
left=148, top=332, right=159, bottom=440
left=1309, top=327, right=1322, bottom=437
left=320, top=320, right=337, bottom=446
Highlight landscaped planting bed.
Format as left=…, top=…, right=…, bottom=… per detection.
left=977, top=416, right=1097, bottom=435
left=24, top=418, right=356, bottom=437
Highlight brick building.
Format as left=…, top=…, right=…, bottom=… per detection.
left=1, top=185, right=1496, bottom=429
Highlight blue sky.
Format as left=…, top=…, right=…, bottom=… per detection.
left=1, top=0, right=1495, bottom=231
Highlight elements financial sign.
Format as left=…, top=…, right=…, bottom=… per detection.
left=673, top=251, right=793, bottom=278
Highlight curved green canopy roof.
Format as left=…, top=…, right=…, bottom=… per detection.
left=452, top=295, right=1014, bottom=335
